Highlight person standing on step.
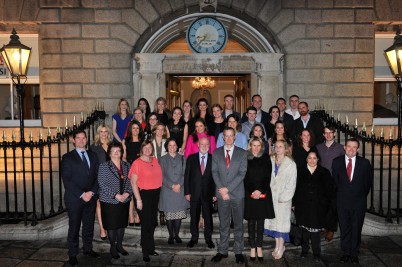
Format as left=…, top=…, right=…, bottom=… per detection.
left=184, top=137, right=216, bottom=249
left=159, top=138, right=189, bottom=244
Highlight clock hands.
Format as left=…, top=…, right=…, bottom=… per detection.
left=195, top=33, right=209, bottom=47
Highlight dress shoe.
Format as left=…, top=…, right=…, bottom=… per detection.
left=174, top=236, right=182, bottom=243
left=149, top=251, right=159, bottom=256
left=83, top=250, right=100, bottom=258
left=100, top=235, right=107, bottom=240
left=68, top=256, right=78, bottom=266
left=350, top=255, right=359, bottom=264
left=168, top=236, right=174, bottom=244
left=128, top=222, right=135, bottom=226
left=116, top=246, right=129, bottom=256
left=235, top=254, right=245, bottom=264
left=300, top=251, right=308, bottom=258
left=143, top=256, right=150, bottom=262
left=135, top=222, right=141, bottom=226
left=250, top=248, right=256, bottom=261
left=211, top=253, right=228, bottom=262
left=206, top=240, right=215, bottom=249
left=187, top=239, right=198, bottom=248
left=257, top=256, right=264, bottom=262
left=340, top=254, right=350, bottom=263
left=314, top=254, right=321, bottom=262
left=257, top=247, right=263, bottom=262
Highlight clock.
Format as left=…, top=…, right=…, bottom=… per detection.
left=186, top=16, right=228, bottom=53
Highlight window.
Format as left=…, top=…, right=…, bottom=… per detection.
left=374, top=34, right=398, bottom=125
left=0, top=33, right=40, bottom=127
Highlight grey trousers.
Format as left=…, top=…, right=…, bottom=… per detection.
left=217, top=197, right=244, bottom=254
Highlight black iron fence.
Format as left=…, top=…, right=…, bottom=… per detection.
left=316, top=110, right=401, bottom=224
left=0, top=109, right=106, bottom=226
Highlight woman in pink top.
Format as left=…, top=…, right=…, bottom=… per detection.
left=184, top=118, right=216, bottom=158
left=129, top=140, right=162, bottom=262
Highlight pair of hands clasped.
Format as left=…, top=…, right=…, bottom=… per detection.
left=115, top=192, right=130, bottom=203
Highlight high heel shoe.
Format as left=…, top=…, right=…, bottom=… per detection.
left=257, top=247, right=263, bottom=262
left=128, top=222, right=135, bottom=226
left=116, top=246, right=129, bottom=256
left=274, top=246, right=286, bottom=260
left=250, top=248, right=256, bottom=261
left=100, top=235, right=107, bottom=240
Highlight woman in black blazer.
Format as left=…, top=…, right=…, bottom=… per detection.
left=98, top=143, right=132, bottom=259
left=244, top=137, right=275, bottom=262
left=293, top=151, right=336, bottom=262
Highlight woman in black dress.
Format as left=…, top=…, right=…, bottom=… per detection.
left=167, top=107, right=188, bottom=153
left=292, top=128, right=317, bottom=168
left=244, top=136, right=275, bottom=262
left=138, top=98, right=151, bottom=120
left=98, top=143, right=132, bottom=259
left=187, top=98, right=213, bottom=135
left=265, top=106, right=280, bottom=139
left=293, top=151, right=336, bottom=262
left=209, top=103, right=225, bottom=141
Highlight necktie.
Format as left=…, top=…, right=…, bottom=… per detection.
left=201, top=155, right=205, bottom=175
left=226, top=150, right=231, bottom=169
left=81, top=151, right=90, bottom=170
left=347, top=158, right=352, bottom=182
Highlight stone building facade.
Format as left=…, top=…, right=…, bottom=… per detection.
left=0, top=0, right=401, bottom=132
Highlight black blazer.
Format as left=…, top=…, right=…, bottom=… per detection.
left=61, top=149, right=99, bottom=203
left=281, top=112, right=294, bottom=136
left=332, top=155, right=372, bottom=210
left=241, top=109, right=270, bottom=125
left=184, top=153, right=215, bottom=202
left=292, top=114, right=324, bottom=146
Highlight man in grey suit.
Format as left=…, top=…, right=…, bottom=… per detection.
left=211, top=127, right=248, bottom=264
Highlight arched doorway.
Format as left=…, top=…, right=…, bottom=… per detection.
left=133, top=13, right=283, bottom=112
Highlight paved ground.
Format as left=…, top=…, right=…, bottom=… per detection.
left=0, top=233, right=401, bottom=267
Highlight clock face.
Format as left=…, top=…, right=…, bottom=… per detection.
left=186, top=17, right=228, bottom=53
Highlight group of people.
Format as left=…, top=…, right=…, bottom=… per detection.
left=61, top=94, right=372, bottom=266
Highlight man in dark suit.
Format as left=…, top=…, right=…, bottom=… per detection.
left=276, top=97, right=294, bottom=135
left=184, top=137, right=216, bottom=249
left=61, top=130, right=100, bottom=266
left=211, top=127, right=248, bottom=264
left=222, top=94, right=241, bottom=119
left=332, top=138, right=372, bottom=265
left=292, top=101, right=324, bottom=146
left=241, top=94, right=270, bottom=125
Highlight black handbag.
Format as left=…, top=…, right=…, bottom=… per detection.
left=289, top=223, right=303, bottom=246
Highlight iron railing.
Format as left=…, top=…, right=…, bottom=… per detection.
left=0, top=109, right=106, bottom=226
left=316, top=110, right=401, bottom=224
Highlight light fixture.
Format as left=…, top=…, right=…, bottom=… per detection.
left=0, top=28, right=32, bottom=141
left=192, top=76, right=216, bottom=89
left=384, top=29, right=402, bottom=140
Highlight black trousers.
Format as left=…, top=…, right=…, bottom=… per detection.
left=338, top=207, right=366, bottom=256
left=138, top=188, right=160, bottom=257
left=189, top=199, right=213, bottom=242
left=65, top=197, right=96, bottom=256
left=301, top=228, right=321, bottom=256
left=247, top=219, right=264, bottom=248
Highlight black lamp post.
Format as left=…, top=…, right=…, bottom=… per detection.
left=0, top=28, right=32, bottom=142
left=384, top=29, right=402, bottom=141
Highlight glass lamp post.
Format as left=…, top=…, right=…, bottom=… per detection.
left=0, top=28, right=32, bottom=142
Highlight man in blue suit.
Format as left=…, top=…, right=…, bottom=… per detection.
left=332, top=138, right=372, bottom=265
left=61, top=130, right=100, bottom=266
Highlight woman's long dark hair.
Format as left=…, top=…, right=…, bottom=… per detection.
left=137, top=98, right=151, bottom=119
left=125, top=119, right=144, bottom=143
left=192, top=118, right=208, bottom=143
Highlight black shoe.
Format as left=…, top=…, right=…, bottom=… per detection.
left=116, top=246, right=129, bottom=256
left=128, top=222, right=135, bottom=226
left=250, top=256, right=256, bottom=262
left=235, top=254, right=245, bottom=264
left=143, top=256, right=150, bottom=262
left=84, top=250, right=100, bottom=258
left=187, top=239, right=198, bottom=248
left=174, top=236, right=182, bottom=243
left=168, top=236, right=174, bottom=244
left=314, top=254, right=321, bottom=262
left=350, top=256, right=359, bottom=265
left=340, top=254, right=350, bottom=263
left=100, top=235, right=107, bottom=240
left=257, top=256, right=263, bottom=262
left=211, top=253, right=228, bottom=262
left=111, top=253, right=120, bottom=260
left=68, top=256, right=78, bottom=266
left=206, top=240, right=215, bottom=249
left=135, top=222, right=141, bottom=226
left=300, top=251, right=308, bottom=259
left=149, top=251, right=159, bottom=256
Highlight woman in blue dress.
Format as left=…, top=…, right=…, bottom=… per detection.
left=112, top=98, right=133, bottom=143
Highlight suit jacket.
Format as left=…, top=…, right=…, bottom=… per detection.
left=61, top=149, right=99, bottom=203
left=292, top=114, right=324, bottom=146
left=222, top=110, right=241, bottom=120
left=241, top=109, right=270, bottom=125
left=281, top=112, right=294, bottom=136
left=212, top=146, right=247, bottom=200
left=184, top=153, right=215, bottom=202
left=332, top=155, right=372, bottom=210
